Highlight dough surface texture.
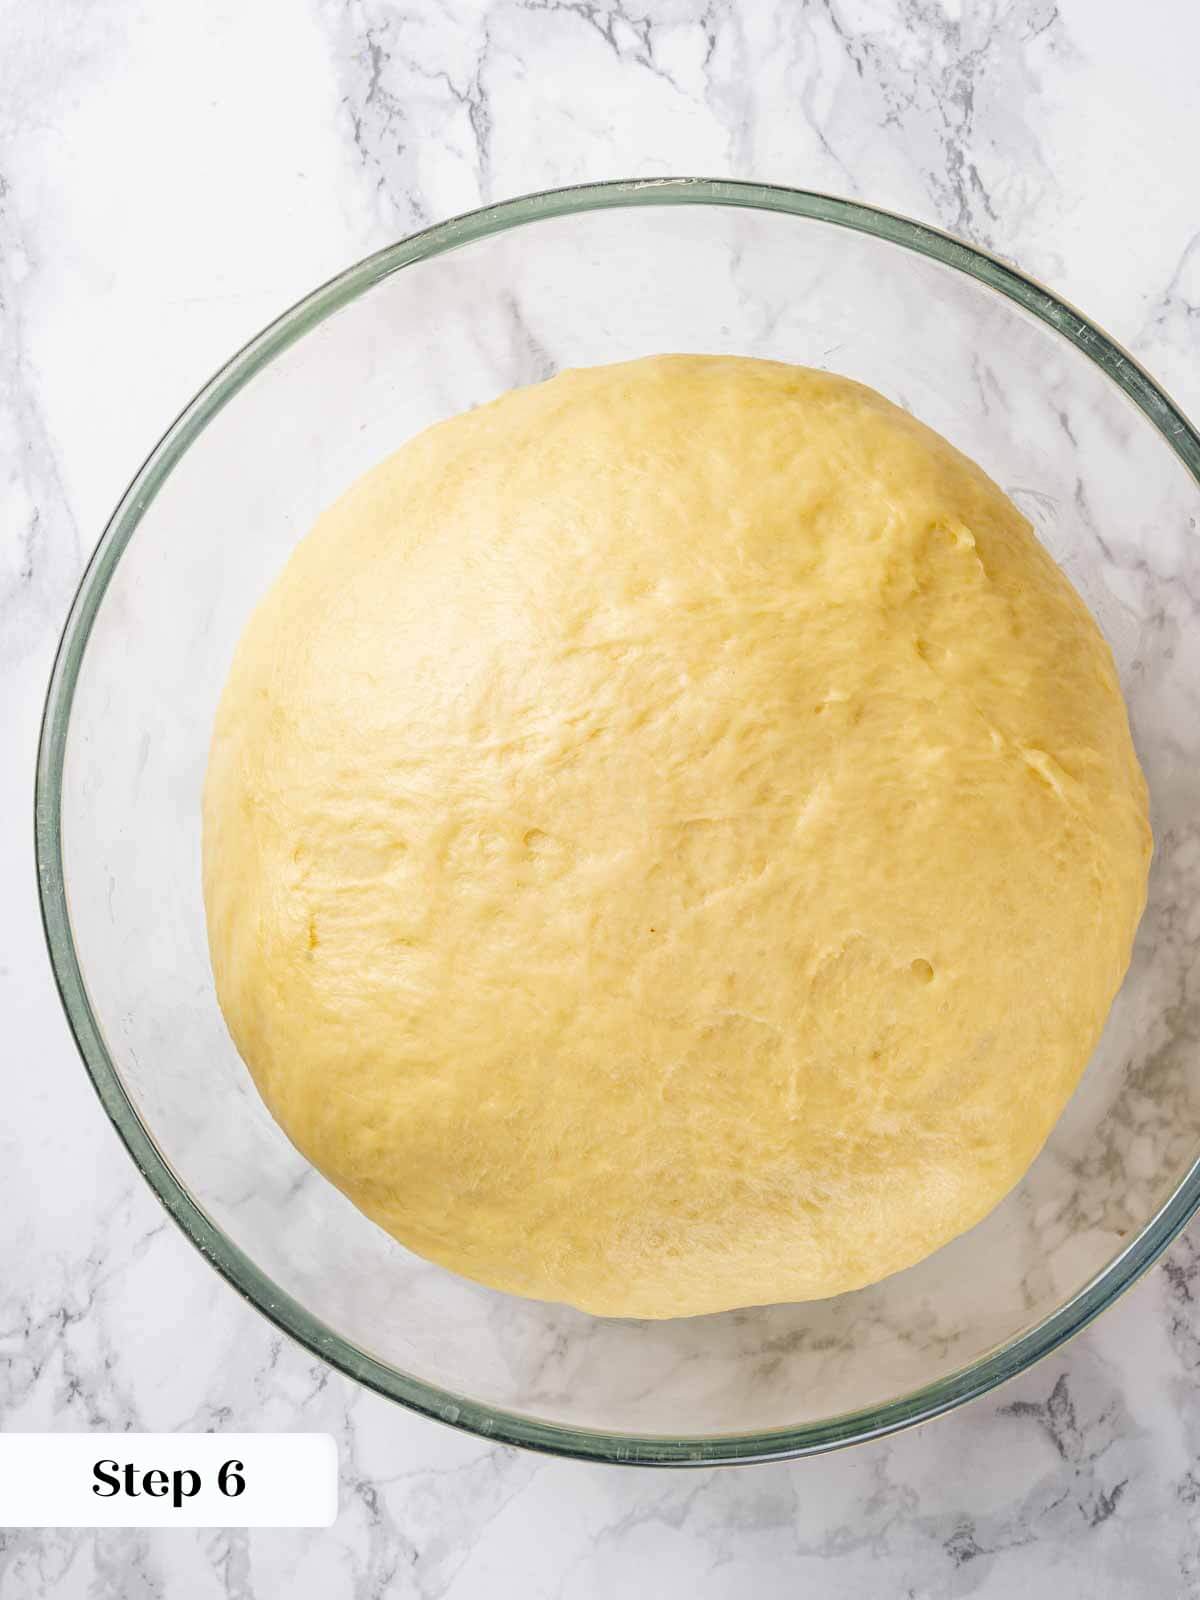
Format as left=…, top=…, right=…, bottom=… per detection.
left=203, top=355, right=1151, bottom=1319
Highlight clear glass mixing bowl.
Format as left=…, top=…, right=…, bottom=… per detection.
left=36, top=180, right=1200, bottom=1464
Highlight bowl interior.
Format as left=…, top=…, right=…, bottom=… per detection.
left=45, top=189, right=1200, bottom=1457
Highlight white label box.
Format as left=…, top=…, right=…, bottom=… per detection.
left=0, top=1434, right=338, bottom=1528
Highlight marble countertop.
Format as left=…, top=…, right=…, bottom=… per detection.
left=3, top=1, right=1200, bottom=1594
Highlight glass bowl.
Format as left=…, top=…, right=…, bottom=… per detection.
left=37, top=179, right=1200, bottom=1465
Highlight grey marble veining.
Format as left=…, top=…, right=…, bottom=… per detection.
left=3, top=1, right=1200, bottom=1595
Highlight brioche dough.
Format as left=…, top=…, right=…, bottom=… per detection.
left=203, top=355, right=1151, bottom=1319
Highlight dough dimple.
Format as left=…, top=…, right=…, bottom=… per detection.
left=203, top=355, right=1151, bottom=1319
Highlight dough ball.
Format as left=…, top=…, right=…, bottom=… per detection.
left=203, top=355, right=1150, bottom=1319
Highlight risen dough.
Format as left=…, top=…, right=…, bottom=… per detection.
left=203, top=355, right=1151, bottom=1319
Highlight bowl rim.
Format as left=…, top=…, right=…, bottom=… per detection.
left=35, top=176, right=1200, bottom=1466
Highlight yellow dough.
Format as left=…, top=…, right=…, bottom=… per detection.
left=203, top=355, right=1151, bottom=1319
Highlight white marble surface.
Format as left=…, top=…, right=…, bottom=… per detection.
left=3, top=0, right=1200, bottom=1593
